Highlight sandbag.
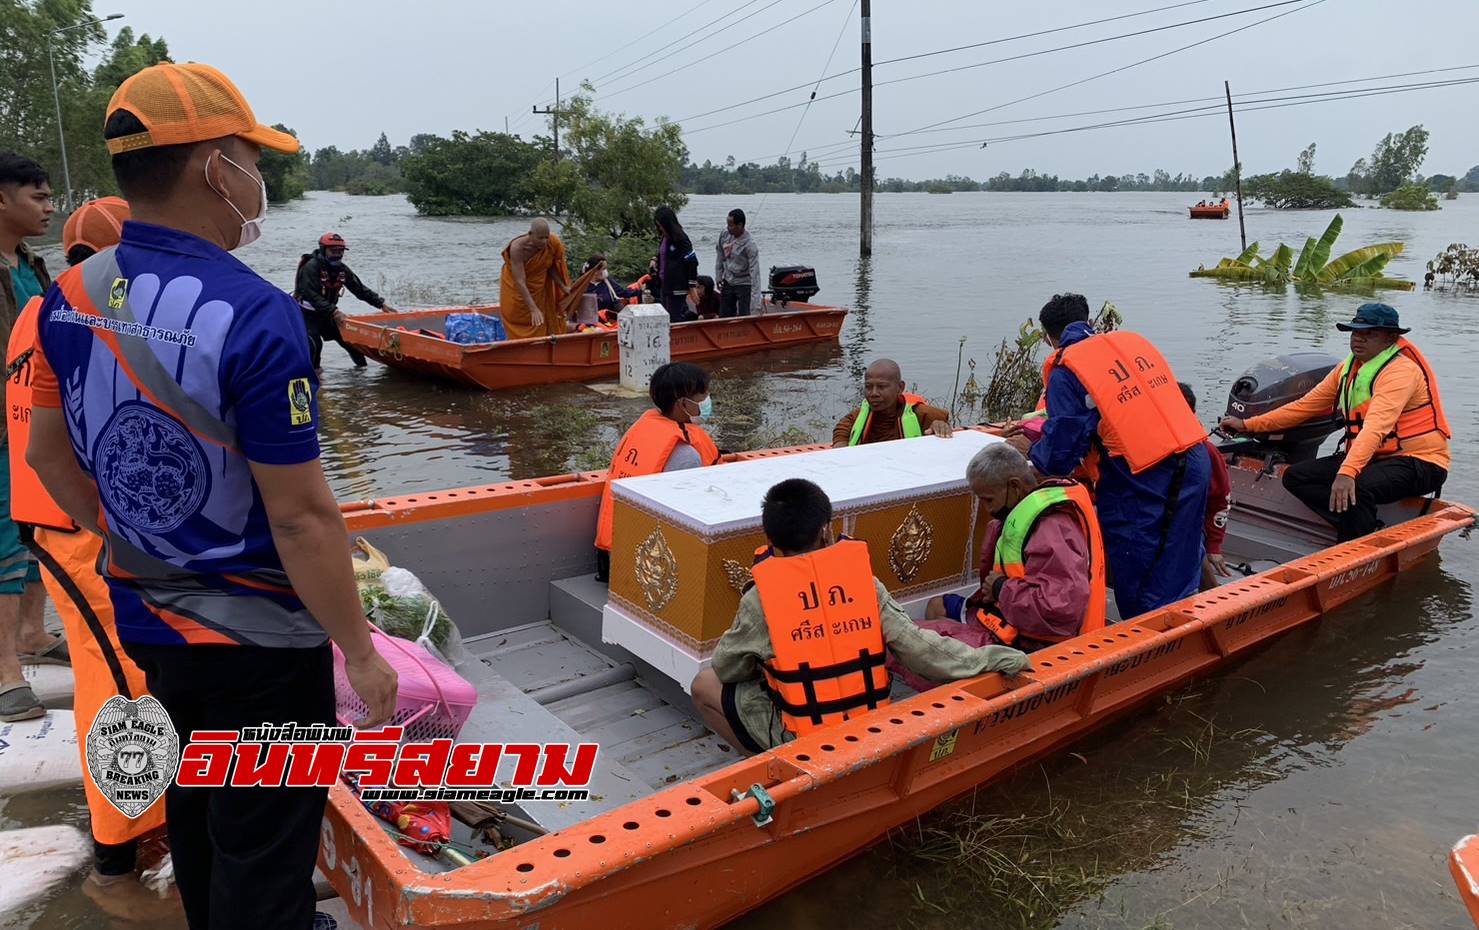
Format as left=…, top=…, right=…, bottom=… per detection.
left=0, top=825, right=90, bottom=913
left=0, top=712, right=82, bottom=795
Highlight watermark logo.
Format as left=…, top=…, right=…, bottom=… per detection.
left=178, top=725, right=598, bottom=802
left=85, top=695, right=179, bottom=817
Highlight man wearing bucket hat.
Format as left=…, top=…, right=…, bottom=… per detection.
left=1221, top=303, right=1450, bottom=541
left=22, top=62, right=397, bottom=930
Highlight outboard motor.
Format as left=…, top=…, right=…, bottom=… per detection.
left=1225, top=352, right=1342, bottom=463
left=768, top=265, right=819, bottom=304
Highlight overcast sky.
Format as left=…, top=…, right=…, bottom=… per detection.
left=112, top=0, right=1478, bottom=179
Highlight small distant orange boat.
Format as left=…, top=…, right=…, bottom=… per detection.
left=1190, top=200, right=1232, bottom=219
left=340, top=304, right=848, bottom=391
left=1453, top=833, right=1479, bottom=926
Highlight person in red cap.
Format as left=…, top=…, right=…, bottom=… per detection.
left=23, top=62, right=396, bottom=930
left=294, top=231, right=397, bottom=369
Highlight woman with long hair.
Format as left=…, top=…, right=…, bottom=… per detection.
left=654, top=206, right=696, bottom=323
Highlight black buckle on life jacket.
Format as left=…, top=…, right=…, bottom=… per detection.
left=764, top=649, right=892, bottom=725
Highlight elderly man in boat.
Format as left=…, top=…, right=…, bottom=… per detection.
left=1220, top=303, right=1449, bottom=542
left=908, top=445, right=1104, bottom=685
left=500, top=218, right=573, bottom=339
left=832, top=358, right=953, bottom=446
left=690, top=478, right=1027, bottom=753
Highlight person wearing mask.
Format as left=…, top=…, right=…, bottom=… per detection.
left=715, top=208, right=760, bottom=317
left=1177, top=383, right=1234, bottom=588
left=294, top=231, right=396, bottom=370
left=25, top=62, right=397, bottom=930
left=689, top=478, right=1029, bottom=753
left=0, top=152, right=63, bottom=722
left=654, top=206, right=697, bottom=323
left=688, top=275, right=720, bottom=320
left=594, top=362, right=721, bottom=582
left=1030, top=293, right=1211, bottom=619
left=581, top=254, right=640, bottom=313
left=832, top=358, right=952, bottom=446
left=7, top=194, right=176, bottom=911
left=1219, top=303, right=1449, bottom=542
left=916, top=444, right=1103, bottom=675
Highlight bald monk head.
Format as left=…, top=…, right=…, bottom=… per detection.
left=863, top=358, right=905, bottom=413
left=527, top=217, right=551, bottom=252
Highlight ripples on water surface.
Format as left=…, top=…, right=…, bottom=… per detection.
left=9, top=192, right=1479, bottom=928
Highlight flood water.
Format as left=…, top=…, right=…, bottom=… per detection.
left=8, top=190, right=1479, bottom=929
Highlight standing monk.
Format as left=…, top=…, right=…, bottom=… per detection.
left=500, top=218, right=571, bottom=339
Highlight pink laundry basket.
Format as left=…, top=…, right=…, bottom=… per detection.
left=332, top=625, right=477, bottom=742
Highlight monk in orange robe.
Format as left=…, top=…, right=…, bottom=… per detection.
left=500, top=217, right=572, bottom=339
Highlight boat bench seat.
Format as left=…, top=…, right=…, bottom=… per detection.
left=456, top=656, right=654, bottom=833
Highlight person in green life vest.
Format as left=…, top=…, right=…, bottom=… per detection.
left=831, top=358, right=952, bottom=447
left=910, top=443, right=1105, bottom=678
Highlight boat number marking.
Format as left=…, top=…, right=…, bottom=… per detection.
left=929, top=729, right=959, bottom=762
left=1224, top=595, right=1290, bottom=629
left=1102, top=639, right=1184, bottom=678
left=1326, top=559, right=1382, bottom=590
left=974, top=680, right=1081, bottom=733
left=772, top=322, right=804, bottom=335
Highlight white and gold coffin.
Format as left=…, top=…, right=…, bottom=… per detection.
left=602, top=430, right=1003, bottom=690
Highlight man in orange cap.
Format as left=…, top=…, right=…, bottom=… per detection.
left=23, top=62, right=397, bottom=930
left=294, top=230, right=397, bottom=369
left=61, top=195, right=130, bottom=266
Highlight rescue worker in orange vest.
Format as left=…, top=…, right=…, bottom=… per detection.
left=595, top=362, right=722, bottom=582
left=6, top=195, right=174, bottom=911
left=690, top=478, right=1028, bottom=753
left=914, top=444, right=1104, bottom=686
left=1220, top=303, right=1449, bottom=542
left=831, top=358, right=953, bottom=447
left=1031, top=293, right=1212, bottom=618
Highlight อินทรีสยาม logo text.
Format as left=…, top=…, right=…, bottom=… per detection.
left=177, top=724, right=600, bottom=803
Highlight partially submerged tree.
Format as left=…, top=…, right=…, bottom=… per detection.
left=258, top=124, right=310, bottom=203
left=1242, top=171, right=1353, bottom=209
left=1190, top=215, right=1414, bottom=292
left=1380, top=183, right=1439, bottom=211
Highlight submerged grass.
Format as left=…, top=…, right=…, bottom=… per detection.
left=867, top=683, right=1281, bottom=930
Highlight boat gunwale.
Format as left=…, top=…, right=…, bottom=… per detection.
left=1453, top=833, right=1479, bottom=927
left=323, top=453, right=1474, bottom=926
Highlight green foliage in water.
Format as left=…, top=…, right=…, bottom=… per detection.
left=401, top=130, right=544, bottom=216
left=1190, top=215, right=1414, bottom=292
left=969, top=302, right=1123, bottom=423
left=1380, top=183, right=1440, bottom=211
left=259, top=124, right=310, bottom=203
left=1241, top=170, right=1353, bottom=209
left=1427, top=243, right=1479, bottom=291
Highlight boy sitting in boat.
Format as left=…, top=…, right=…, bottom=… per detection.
left=690, top=478, right=1028, bottom=753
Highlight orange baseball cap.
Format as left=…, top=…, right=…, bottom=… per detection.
left=104, top=62, right=299, bottom=156
left=63, top=196, right=131, bottom=253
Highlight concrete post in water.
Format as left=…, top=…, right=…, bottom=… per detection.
left=859, top=0, right=874, bottom=258
left=1225, top=80, right=1247, bottom=252
left=618, top=305, right=670, bottom=394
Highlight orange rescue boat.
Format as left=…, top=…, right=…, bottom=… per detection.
left=1190, top=200, right=1231, bottom=219
left=1454, top=833, right=1479, bottom=927
left=339, top=304, right=847, bottom=391
left=318, top=429, right=1473, bottom=930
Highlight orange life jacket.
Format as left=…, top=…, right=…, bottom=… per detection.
left=975, top=480, right=1106, bottom=647
left=6, top=296, right=76, bottom=531
left=1052, top=330, right=1206, bottom=474
left=595, top=408, right=720, bottom=551
left=752, top=539, right=891, bottom=736
left=1336, top=338, right=1451, bottom=457
left=1036, top=355, right=1101, bottom=486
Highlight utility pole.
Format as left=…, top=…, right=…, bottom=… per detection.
left=859, top=0, right=874, bottom=257
left=47, top=13, right=124, bottom=213
left=1224, top=80, right=1247, bottom=252
left=532, top=77, right=567, bottom=160
left=504, top=116, right=509, bottom=135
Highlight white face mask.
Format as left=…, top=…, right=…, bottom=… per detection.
left=598, top=269, right=609, bottom=281
left=206, top=151, right=267, bottom=249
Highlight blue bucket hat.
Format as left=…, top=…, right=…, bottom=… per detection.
left=1335, top=302, right=1409, bottom=334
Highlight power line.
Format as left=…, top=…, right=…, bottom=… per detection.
left=588, top=0, right=771, bottom=89
left=893, top=0, right=1327, bottom=138
left=681, top=0, right=1311, bottom=136
left=802, top=76, right=1479, bottom=170
left=675, top=0, right=1225, bottom=125
left=747, top=61, right=1479, bottom=165
left=557, top=0, right=725, bottom=83
left=600, top=0, right=842, bottom=101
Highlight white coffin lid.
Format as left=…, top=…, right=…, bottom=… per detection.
left=612, top=430, right=1001, bottom=536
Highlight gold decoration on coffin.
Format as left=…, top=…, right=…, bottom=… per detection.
left=722, top=559, right=753, bottom=593
left=635, top=528, right=680, bottom=612
left=889, top=504, right=934, bottom=583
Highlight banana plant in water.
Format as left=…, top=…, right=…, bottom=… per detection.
left=1189, top=214, right=1414, bottom=291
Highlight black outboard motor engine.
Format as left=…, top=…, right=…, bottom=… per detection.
left=1225, top=352, right=1342, bottom=463
left=768, top=265, right=819, bottom=305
